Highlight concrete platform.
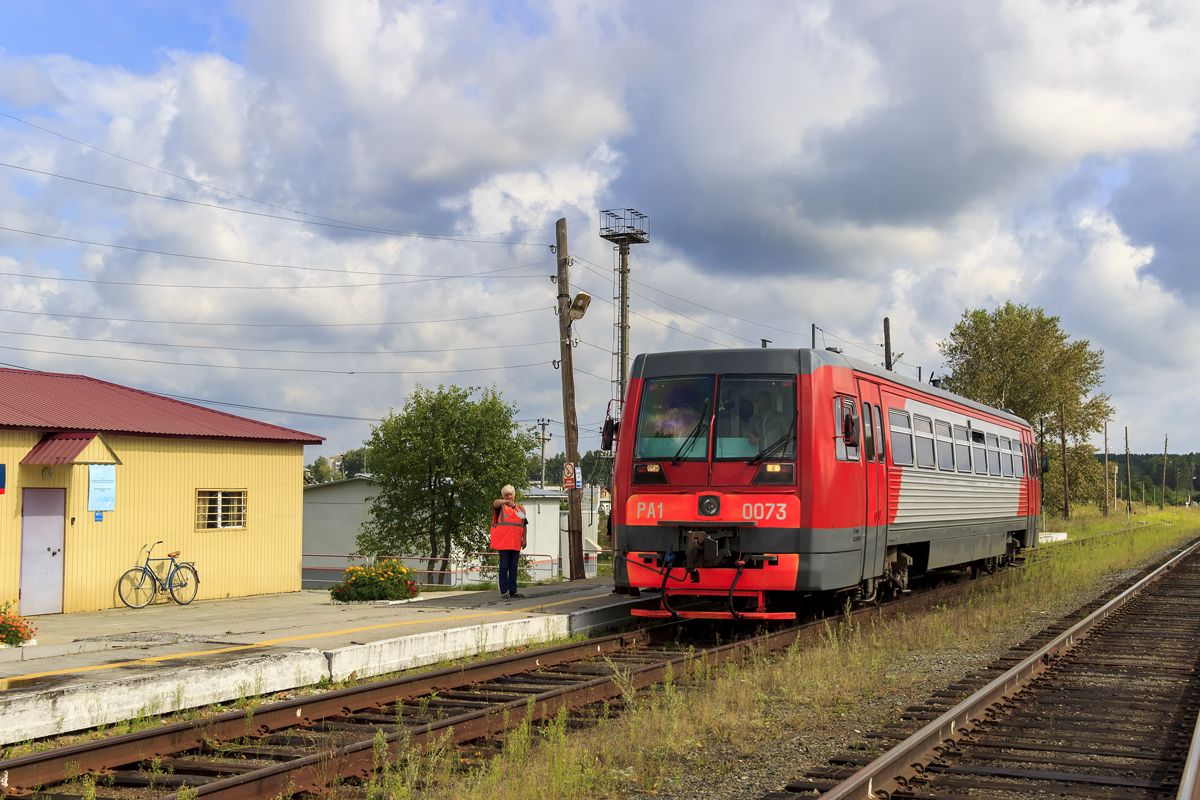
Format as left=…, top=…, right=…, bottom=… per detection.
left=0, top=579, right=653, bottom=745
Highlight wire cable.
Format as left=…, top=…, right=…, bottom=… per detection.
left=0, top=224, right=553, bottom=278
left=0, top=265, right=548, bottom=291
left=0, top=305, right=549, bottom=328
left=0, top=328, right=557, bottom=356
left=0, top=341, right=553, bottom=375
left=3, top=111, right=595, bottom=240
left=0, top=161, right=549, bottom=245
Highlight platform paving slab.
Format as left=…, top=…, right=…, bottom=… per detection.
left=0, top=579, right=652, bottom=745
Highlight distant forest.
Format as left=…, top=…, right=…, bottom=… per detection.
left=1092, top=451, right=1199, bottom=506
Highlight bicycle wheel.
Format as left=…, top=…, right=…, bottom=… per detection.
left=169, top=564, right=199, bottom=605
left=118, top=567, right=156, bottom=608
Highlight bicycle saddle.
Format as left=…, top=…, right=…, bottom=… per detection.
left=167, top=550, right=181, bottom=558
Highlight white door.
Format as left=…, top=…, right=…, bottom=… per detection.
left=20, top=488, right=66, bottom=616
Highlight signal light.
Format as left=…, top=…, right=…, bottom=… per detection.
left=698, top=495, right=720, bottom=516
left=752, top=462, right=795, bottom=486
left=633, top=462, right=669, bottom=485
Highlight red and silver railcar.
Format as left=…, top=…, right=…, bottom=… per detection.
left=605, top=348, right=1041, bottom=620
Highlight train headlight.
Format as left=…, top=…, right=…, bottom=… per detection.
left=698, top=495, right=721, bottom=517
left=752, top=463, right=795, bottom=486
left=633, top=462, right=669, bottom=485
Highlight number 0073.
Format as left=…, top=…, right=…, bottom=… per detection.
left=743, top=502, right=787, bottom=521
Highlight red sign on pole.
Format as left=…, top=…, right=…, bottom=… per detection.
left=562, top=462, right=576, bottom=489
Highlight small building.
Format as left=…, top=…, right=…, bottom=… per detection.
left=302, top=475, right=377, bottom=588
left=0, top=368, right=323, bottom=615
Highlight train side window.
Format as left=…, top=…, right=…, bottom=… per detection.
left=913, top=415, right=935, bottom=468
left=934, top=421, right=954, bottom=471
left=889, top=409, right=914, bottom=466
left=874, top=405, right=886, bottom=461
left=863, top=403, right=876, bottom=463
left=954, top=426, right=972, bottom=473
left=1001, top=437, right=1014, bottom=476
left=986, top=434, right=1001, bottom=475
left=834, top=397, right=860, bottom=462
left=972, top=429, right=988, bottom=474
left=1014, top=443, right=1025, bottom=478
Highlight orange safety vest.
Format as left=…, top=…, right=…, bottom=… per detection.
left=490, top=504, right=526, bottom=551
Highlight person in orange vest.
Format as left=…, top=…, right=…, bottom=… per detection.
left=491, top=484, right=528, bottom=599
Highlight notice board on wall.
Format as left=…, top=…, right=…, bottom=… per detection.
left=88, top=464, right=116, bottom=511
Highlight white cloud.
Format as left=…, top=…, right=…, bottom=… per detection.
left=4, top=0, right=1200, bottom=459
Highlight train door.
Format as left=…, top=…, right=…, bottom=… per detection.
left=856, top=380, right=888, bottom=582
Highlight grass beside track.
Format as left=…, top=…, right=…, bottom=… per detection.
left=361, top=510, right=1200, bottom=800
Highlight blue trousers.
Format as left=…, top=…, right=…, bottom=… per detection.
left=498, top=550, right=520, bottom=595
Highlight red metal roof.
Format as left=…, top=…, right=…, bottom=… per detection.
left=21, top=432, right=98, bottom=465
left=0, top=369, right=323, bottom=444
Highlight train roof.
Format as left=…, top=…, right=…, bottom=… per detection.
left=629, top=348, right=1032, bottom=429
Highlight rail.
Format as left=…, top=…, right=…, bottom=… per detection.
left=1180, top=707, right=1200, bottom=800
left=0, top=548, right=1056, bottom=798
left=818, top=537, right=1200, bottom=800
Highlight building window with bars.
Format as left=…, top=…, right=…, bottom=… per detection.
left=197, top=490, right=246, bottom=529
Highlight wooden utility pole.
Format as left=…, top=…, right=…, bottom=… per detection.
left=1103, top=421, right=1109, bottom=517
left=555, top=218, right=585, bottom=580
left=1059, top=401, right=1070, bottom=520
left=1161, top=435, right=1169, bottom=511
left=884, top=318, right=893, bottom=371
left=1125, top=427, right=1133, bottom=515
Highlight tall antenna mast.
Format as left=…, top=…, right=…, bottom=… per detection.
left=599, top=209, right=649, bottom=409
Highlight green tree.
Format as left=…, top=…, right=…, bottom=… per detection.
left=356, top=385, right=537, bottom=583
left=306, top=455, right=333, bottom=483
left=342, top=447, right=368, bottom=478
left=938, top=302, right=1112, bottom=517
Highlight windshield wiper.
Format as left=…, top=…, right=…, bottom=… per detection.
left=749, top=415, right=797, bottom=465
left=671, top=400, right=710, bottom=466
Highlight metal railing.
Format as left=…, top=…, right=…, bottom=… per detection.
left=463, top=552, right=558, bottom=586
left=302, top=550, right=603, bottom=589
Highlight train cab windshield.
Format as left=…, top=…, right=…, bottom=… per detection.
left=715, top=375, right=796, bottom=460
left=634, top=374, right=797, bottom=462
left=635, top=376, right=714, bottom=460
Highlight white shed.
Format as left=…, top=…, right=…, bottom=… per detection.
left=301, top=476, right=377, bottom=588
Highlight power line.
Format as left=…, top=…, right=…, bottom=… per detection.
left=0, top=224, right=553, bottom=278
left=572, top=278, right=735, bottom=349
left=0, top=329, right=557, bottom=356
left=575, top=254, right=806, bottom=341
left=0, top=358, right=386, bottom=421
left=0, top=161, right=549, bottom=246
left=576, top=261, right=752, bottom=345
left=0, top=266, right=547, bottom=291
left=3, top=109, right=593, bottom=240
left=0, top=341, right=552, bottom=375
left=0, top=305, right=549, bottom=328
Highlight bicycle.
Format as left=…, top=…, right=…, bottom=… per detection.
left=117, top=541, right=201, bottom=608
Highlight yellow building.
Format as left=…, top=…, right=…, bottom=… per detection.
left=0, top=368, right=323, bottom=615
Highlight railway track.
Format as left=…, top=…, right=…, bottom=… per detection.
left=3, top=532, right=1182, bottom=800
left=773, top=538, right=1200, bottom=800
left=0, top=560, right=1026, bottom=799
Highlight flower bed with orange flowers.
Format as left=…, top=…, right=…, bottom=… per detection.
left=329, top=560, right=421, bottom=602
left=0, top=598, right=37, bottom=646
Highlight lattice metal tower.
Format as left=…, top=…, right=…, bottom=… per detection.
left=599, top=209, right=649, bottom=410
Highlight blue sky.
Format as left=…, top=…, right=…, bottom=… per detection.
left=0, top=1, right=245, bottom=72
left=2, top=0, right=1200, bottom=460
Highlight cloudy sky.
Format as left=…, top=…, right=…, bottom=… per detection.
left=1, top=0, right=1198, bottom=464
